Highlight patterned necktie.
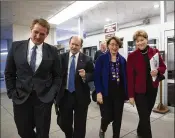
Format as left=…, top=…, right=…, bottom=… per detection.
left=30, top=45, right=37, bottom=72
left=68, top=55, right=76, bottom=92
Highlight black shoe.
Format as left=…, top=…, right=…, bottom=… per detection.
left=137, top=130, right=142, bottom=137
left=137, top=133, right=142, bottom=138
left=99, top=130, right=105, bottom=138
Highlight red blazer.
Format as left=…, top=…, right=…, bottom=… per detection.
left=127, top=46, right=166, bottom=98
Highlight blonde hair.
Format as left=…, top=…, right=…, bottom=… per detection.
left=133, top=30, right=148, bottom=41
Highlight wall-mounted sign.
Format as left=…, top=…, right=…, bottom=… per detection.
left=104, top=23, right=117, bottom=33
left=105, top=33, right=115, bottom=40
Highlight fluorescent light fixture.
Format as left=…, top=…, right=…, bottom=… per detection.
left=48, top=1, right=105, bottom=25
left=0, top=52, right=8, bottom=55
left=105, top=18, right=111, bottom=22
left=154, top=4, right=159, bottom=9
left=70, top=27, right=78, bottom=32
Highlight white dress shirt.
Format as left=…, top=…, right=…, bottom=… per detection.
left=66, top=52, right=80, bottom=89
left=27, top=39, right=43, bottom=71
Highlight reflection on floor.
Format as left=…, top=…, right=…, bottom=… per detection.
left=1, top=93, right=174, bottom=138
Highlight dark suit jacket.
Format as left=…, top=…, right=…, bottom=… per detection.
left=94, top=52, right=128, bottom=100
left=5, top=39, right=62, bottom=104
left=55, top=52, right=94, bottom=107
left=94, top=50, right=106, bottom=63
left=127, top=46, right=167, bottom=98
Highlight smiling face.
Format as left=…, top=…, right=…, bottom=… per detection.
left=108, top=39, right=119, bottom=55
left=30, top=23, right=48, bottom=45
left=69, top=36, right=82, bottom=54
left=133, top=30, right=148, bottom=50
left=135, top=36, right=148, bottom=50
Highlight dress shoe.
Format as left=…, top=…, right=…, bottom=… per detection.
left=99, top=130, right=105, bottom=138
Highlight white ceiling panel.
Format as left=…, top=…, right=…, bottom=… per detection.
left=56, top=1, right=174, bottom=33
left=1, top=1, right=174, bottom=39
left=0, top=1, right=75, bottom=27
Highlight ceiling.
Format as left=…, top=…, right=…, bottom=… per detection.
left=1, top=1, right=174, bottom=40
left=0, top=1, right=74, bottom=27
left=0, top=0, right=74, bottom=39
left=57, top=1, right=174, bottom=33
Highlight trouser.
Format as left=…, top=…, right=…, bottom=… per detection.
left=13, top=91, right=53, bottom=138
left=135, top=87, right=158, bottom=138
left=99, top=95, right=124, bottom=138
left=59, top=90, right=88, bottom=138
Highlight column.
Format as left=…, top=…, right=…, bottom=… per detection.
left=78, top=16, right=84, bottom=53
left=160, top=1, right=167, bottom=105
left=78, top=16, right=84, bottom=38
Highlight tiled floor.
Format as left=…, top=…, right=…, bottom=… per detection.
left=1, top=93, right=174, bottom=138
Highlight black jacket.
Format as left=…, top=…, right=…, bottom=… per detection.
left=55, top=52, right=94, bottom=107
left=5, top=39, right=62, bottom=104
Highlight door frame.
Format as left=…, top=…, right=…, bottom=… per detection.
left=164, top=29, right=174, bottom=112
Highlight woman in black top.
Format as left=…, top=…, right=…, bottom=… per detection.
left=94, top=36, right=128, bottom=138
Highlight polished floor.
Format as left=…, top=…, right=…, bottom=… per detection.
left=1, top=93, right=174, bottom=138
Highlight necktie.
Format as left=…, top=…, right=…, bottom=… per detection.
left=30, top=45, right=37, bottom=72
left=68, top=55, right=76, bottom=92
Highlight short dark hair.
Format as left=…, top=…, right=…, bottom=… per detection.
left=30, top=18, right=50, bottom=34
left=106, top=36, right=123, bottom=48
left=69, top=36, right=83, bottom=46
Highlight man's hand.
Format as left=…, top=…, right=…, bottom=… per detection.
left=78, top=69, right=86, bottom=79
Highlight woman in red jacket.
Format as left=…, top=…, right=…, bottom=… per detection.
left=127, top=30, right=166, bottom=138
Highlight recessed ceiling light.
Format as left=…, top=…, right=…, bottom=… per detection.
left=105, top=18, right=110, bottom=22
left=154, top=4, right=159, bottom=9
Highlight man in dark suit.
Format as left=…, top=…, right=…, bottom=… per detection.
left=55, top=36, right=94, bottom=138
left=5, top=18, right=62, bottom=138
left=94, top=41, right=107, bottom=63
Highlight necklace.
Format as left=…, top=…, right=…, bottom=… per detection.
left=141, top=49, right=148, bottom=54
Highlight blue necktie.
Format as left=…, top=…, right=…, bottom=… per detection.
left=68, top=55, right=76, bottom=92
left=30, top=45, right=37, bottom=72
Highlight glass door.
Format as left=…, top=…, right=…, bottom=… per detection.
left=164, top=30, right=174, bottom=108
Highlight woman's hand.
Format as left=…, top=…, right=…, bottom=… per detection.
left=150, top=69, right=158, bottom=77
left=97, top=93, right=103, bottom=104
left=129, top=97, right=135, bottom=107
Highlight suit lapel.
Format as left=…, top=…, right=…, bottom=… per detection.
left=76, top=52, right=84, bottom=73
left=21, top=40, right=33, bottom=72
left=65, top=52, right=69, bottom=71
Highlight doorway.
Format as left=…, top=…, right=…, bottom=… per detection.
left=164, top=30, right=174, bottom=108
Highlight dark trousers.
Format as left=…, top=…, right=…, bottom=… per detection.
left=135, top=87, right=158, bottom=138
left=99, top=95, right=124, bottom=138
left=59, top=90, right=88, bottom=138
left=13, top=91, right=53, bottom=138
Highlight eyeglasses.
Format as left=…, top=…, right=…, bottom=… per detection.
left=109, top=43, right=119, bottom=47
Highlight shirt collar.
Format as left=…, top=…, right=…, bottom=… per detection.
left=102, top=49, right=108, bottom=53
left=69, top=51, right=80, bottom=59
left=29, top=39, right=43, bottom=50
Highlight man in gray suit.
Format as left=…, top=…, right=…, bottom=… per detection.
left=5, top=18, right=62, bottom=138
